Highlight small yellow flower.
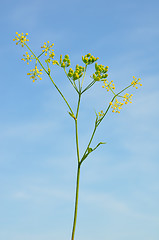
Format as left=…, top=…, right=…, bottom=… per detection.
left=110, top=98, right=124, bottom=113
left=13, top=32, right=29, bottom=47
left=91, top=63, right=108, bottom=81
left=82, top=53, right=99, bottom=65
left=102, top=80, right=115, bottom=91
left=98, top=110, right=104, bottom=117
left=41, top=41, right=54, bottom=56
left=27, top=66, right=43, bottom=82
left=131, top=76, right=142, bottom=89
left=52, top=60, right=59, bottom=65
left=123, top=93, right=133, bottom=104
left=21, top=52, right=34, bottom=64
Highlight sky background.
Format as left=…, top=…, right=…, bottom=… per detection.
left=0, top=0, right=159, bottom=240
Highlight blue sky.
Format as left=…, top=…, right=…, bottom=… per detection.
left=0, top=0, right=159, bottom=239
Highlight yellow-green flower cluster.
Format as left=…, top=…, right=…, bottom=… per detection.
left=91, top=63, right=109, bottom=81
left=68, top=64, right=85, bottom=80
left=131, top=76, right=142, bottom=89
left=102, top=75, right=142, bottom=113
left=60, top=54, right=71, bottom=68
left=52, top=55, right=71, bottom=68
left=102, top=80, right=115, bottom=91
left=98, top=110, right=104, bottom=117
left=82, top=53, right=99, bottom=65
left=123, top=93, right=133, bottom=104
left=41, top=41, right=54, bottom=56
left=13, top=32, right=29, bottom=47
left=52, top=60, right=59, bottom=65
left=27, top=66, right=43, bottom=82
left=109, top=99, right=124, bottom=113
left=47, top=52, right=55, bottom=63
left=21, top=52, right=34, bottom=64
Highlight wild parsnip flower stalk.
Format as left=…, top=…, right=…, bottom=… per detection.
left=13, top=32, right=142, bottom=240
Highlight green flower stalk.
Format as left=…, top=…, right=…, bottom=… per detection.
left=13, top=32, right=142, bottom=240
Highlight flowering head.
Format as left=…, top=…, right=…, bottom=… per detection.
left=41, top=41, right=54, bottom=56
left=21, top=52, right=34, bottom=65
left=102, top=80, right=115, bottom=91
left=91, top=63, right=109, bottom=81
left=67, top=65, right=85, bottom=81
left=27, top=66, right=43, bottom=82
left=13, top=32, right=29, bottom=47
left=131, top=76, right=142, bottom=89
left=123, top=93, right=133, bottom=104
left=109, top=99, right=124, bottom=113
left=82, top=53, right=99, bottom=65
left=57, top=54, right=71, bottom=68
left=98, top=110, right=104, bottom=117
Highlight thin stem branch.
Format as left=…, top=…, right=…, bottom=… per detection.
left=81, top=79, right=96, bottom=94
left=98, top=83, right=133, bottom=125
left=63, top=68, right=79, bottom=93
left=25, top=43, right=74, bottom=115
left=81, top=65, right=87, bottom=89
left=81, top=83, right=134, bottom=164
left=80, top=125, right=97, bottom=164
left=48, top=73, right=74, bottom=115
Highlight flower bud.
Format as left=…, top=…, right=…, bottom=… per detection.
left=60, top=55, right=62, bottom=64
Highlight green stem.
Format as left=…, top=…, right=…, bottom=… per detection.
left=80, top=125, right=97, bottom=164
left=98, top=83, right=133, bottom=125
left=81, top=79, right=96, bottom=94
left=81, top=83, right=134, bottom=163
left=37, top=51, right=45, bottom=58
left=48, top=74, right=74, bottom=115
left=63, top=68, right=79, bottom=93
left=25, top=43, right=74, bottom=115
left=24, top=43, right=48, bottom=75
left=71, top=163, right=81, bottom=240
left=81, top=65, right=87, bottom=89
left=71, top=93, right=81, bottom=240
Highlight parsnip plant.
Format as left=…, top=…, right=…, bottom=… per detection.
left=13, top=32, right=142, bottom=240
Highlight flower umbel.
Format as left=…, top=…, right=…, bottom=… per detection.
left=123, top=93, right=133, bottom=104
left=91, top=63, right=109, bottom=81
left=109, top=99, right=124, bottom=113
left=67, top=65, right=85, bottom=81
left=131, top=76, right=142, bottom=89
left=27, top=66, right=43, bottom=82
left=98, top=110, right=104, bottom=117
left=82, top=53, right=99, bottom=65
left=13, top=32, right=29, bottom=47
left=21, top=52, right=34, bottom=64
left=102, top=80, right=115, bottom=92
left=41, top=41, right=54, bottom=56
left=60, top=54, right=71, bottom=68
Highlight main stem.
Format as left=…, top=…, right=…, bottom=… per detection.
left=71, top=94, right=81, bottom=240
left=71, top=162, right=81, bottom=240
